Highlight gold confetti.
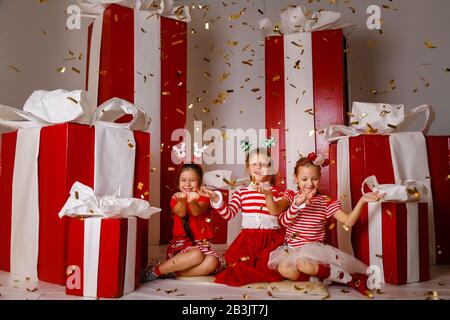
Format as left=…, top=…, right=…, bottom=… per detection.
left=294, top=60, right=301, bottom=69
left=26, top=288, right=37, bottom=292
left=308, top=129, right=316, bottom=137
left=74, top=192, right=79, bottom=200
left=242, top=44, right=250, bottom=52
left=9, top=65, right=20, bottom=72
left=375, top=254, right=383, bottom=259
left=127, top=140, right=135, bottom=149
left=227, top=41, right=239, bottom=47
left=202, top=107, right=210, bottom=113
left=172, top=39, right=184, bottom=46
left=370, top=89, right=378, bottom=95
left=328, top=223, right=336, bottom=230
left=443, top=68, right=450, bottom=72
left=242, top=293, right=249, bottom=299
left=72, top=67, right=80, bottom=74
left=239, top=256, right=250, bottom=262
left=176, top=108, right=185, bottom=115
left=386, top=209, right=393, bottom=217
left=213, top=297, right=224, bottom=300
left=426, top=291, right=440, bottom=300
left=367, top=123, right=378, bottom=134
left=251, top=88, right=260, bottom=93
left=387, top=124, right=397, bottom=129
left=165, top=288, right=178, bottom=294
left=205, top=218, right=211, bottom=223
left=168, top=167, right=175, bottom=172
left=242, top=60, right=253, bottom=66
left=66, top=97, right=78, bottom=104
left=424, top=41, right=437, bottom=49
left=140, top=28, right=146, bottom=33
left=137, top=182, right=144, bottom=190
left=57, top=67, right=66, bottom=73
left=342, top=224, right=350, bottom=232
left=162, top=91, right=171, bottom=96
left=40, top=29, right=47, bottom=36
left=205, top=22, right=210, bottom=30
left=272, top=75, right=280, bottom=81
left=203, top=58, right=210, bottom=63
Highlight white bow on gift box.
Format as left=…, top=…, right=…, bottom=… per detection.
left=259, top=5, right=342, bottom=37
left=79, top=0, right=191, bottom=21
left=323, top=102, right=432, bottom=141
left=0, top=89, right=151, bottom=131
left=361, top=175, right=428, bottom=203
left=58, top=182, right=161, bottom=219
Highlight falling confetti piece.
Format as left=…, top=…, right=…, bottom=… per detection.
left=205, top=22, right=210, bottom=30
left=242, top=293, right=249, bottom=299
left=272, top=75, right=280, bottom=81
left=40, top=29, right=47, bottom=36
left=176, top=108, right=185, bottom=115
left=227, top=41, right=239, bottom=47
left=137, top=182, right=144, bottom=190
left=424, top=41, right=437, bottom=49
left=57, top=67, right=66, bottom=73
left=127, top=140, right=135, bottom=149
left=9, top=65, right=20, bottom=72
left=72, top=67, right=80, bottom=74
left=342, top=224, right=350, bottom=232
left=165, top=288, right=178, bottom=294
left=242, top=60, right=253, bottom=66
left=294, top=60, right=301, bottom=69
left=26, top=288, right=37, bottom=292
left=162, top=91, right=171, bottom=96
left=202, top=107, right=210, bottom=113
left=172, top=39, right=184, bottom=46
left=67, top=97, right=78, bottom=104
left=328, top=223, right=336, bottom=230
left=386, top=209, right=393, bottom=217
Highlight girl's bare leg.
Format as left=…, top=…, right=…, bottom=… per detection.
left=178, top=255, right=220, bottom=277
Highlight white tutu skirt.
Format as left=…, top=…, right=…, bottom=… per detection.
left=268, top=242, right=368, bottom=274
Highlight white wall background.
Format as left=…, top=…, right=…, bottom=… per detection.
left=1, top=0, right=450, bottom=244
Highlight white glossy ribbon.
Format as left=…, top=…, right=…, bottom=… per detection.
left=58, top=182, right=161, bottom=219
left=361, top=175, right=428, bottom=202
left=323, top=103, right=432, bottom=142
left=259, top=6, right=341, bottom=37
left=10, top=128, right=41, bottom=279
left=367, top=201, right=421, bottom=283
left=82, top=216, right=138, bottom=297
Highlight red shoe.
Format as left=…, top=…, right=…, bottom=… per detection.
left=348, top=273, right=373, bottom=298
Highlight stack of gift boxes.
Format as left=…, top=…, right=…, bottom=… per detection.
left=262, top=7, right=450, bottom=286
left=0, top=2, right=190, bottom=298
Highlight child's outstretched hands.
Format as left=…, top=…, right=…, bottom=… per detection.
left=199, top=187, right=219, bottom=203
left=172, top=192, right=187, bottom=202
left=186, top=191, right=200, bottom=203
left=361, top=190, right=385, bottom=203
left=295, top=188, right=316, bottom=207
left=256, top=181, right=272, bottom=196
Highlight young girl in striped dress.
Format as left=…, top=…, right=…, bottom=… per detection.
left=200, top=148, right=285, bottom=286
left=265, top=153, right=384, bottom=296
left=141, top=164, right=220, bottom=282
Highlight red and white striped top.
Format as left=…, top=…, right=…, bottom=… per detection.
left=279, top=190, right=341, bottom=247
left=213, top=185, right=283, bottom=228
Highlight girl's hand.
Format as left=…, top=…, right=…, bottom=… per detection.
left=361, top=191, right=385, bottom=203
left=199, top=187, right=219, bottom=203
left=295, top=189, right=316, bottom=206
left=186, top=192, right=200, bottom=203
left=172, top=192, right=187, bottom=202
left=256, top=182, right=272, bottom=196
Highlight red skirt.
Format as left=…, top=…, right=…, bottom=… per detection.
left=214, top=229, right=285, bottom=287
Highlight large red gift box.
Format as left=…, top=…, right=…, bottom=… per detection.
left=0, top=123, right=149, bottom=285
left=86, top=4, right=188, bottom=245
left=329, top=134, right=430, bottom=284
left=66, top=217, right=141, bottom=298
left=265, top=29, right=348, bottom=195
left=425, top=136, right=450, bottom=264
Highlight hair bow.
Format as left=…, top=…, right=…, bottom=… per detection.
left=305, top=152, right=330, bottom=167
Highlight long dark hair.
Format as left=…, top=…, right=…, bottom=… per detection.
left=175, top=164, right=204, bottom=240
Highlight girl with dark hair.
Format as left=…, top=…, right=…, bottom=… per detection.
left=141, top=164, right=220, bottom=282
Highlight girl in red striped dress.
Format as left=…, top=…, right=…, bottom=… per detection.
left=265, top=153, right=384, bottom=296
left=200, top=148, right=286, bottom=286
left=141, top=164, right=220, bottom=282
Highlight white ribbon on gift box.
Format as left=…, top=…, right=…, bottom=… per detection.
left=361, top=175, right=428, bottom=202
left=78, top=0, right=190, bottom=110
left=59, top=182, right=160, bottom=297
left=0, top=90, right=151, bottom=280
left=330, top=130, right=436, bottom=264
left=58, top=182, right=161, bottom=219
left=323, top=102, right=432, bottom=142
left=259, top=6, right=342, bottom=37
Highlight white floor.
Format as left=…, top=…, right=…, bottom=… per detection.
left=1, top=245, right=449, bottom=300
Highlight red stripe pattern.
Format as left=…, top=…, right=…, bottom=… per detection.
left=280, top=190, right=341, bottom=247
left=214, top=186, right=283, bottom=224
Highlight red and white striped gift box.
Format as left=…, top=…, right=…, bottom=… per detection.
left=265, top=29, right=347, bottom=194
